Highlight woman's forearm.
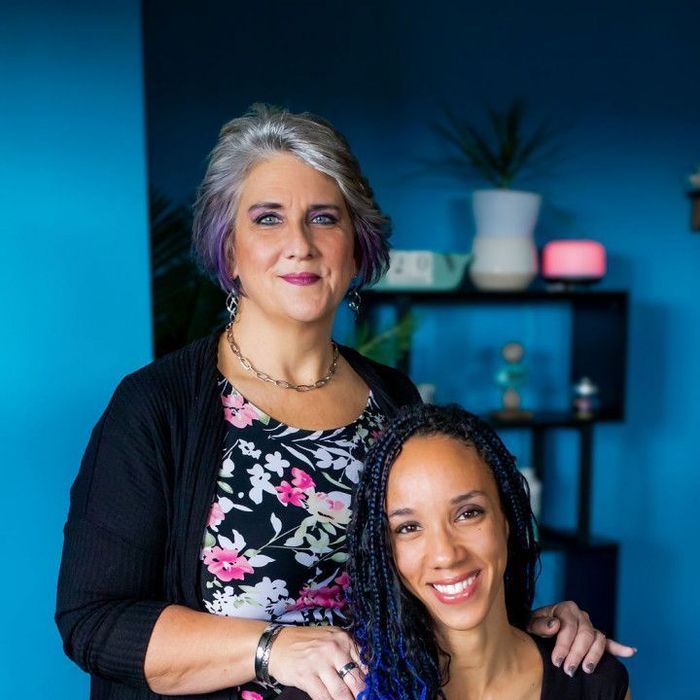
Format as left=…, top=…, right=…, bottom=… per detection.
left=144, top=605, right=267, bottom=695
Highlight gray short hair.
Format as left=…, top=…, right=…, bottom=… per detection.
left=192, top=104, right=391, bottom=293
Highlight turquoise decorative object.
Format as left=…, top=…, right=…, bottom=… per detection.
left=371, top=250, right=472, bottom=291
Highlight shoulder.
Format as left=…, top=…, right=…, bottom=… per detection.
left=532, top=636, right=629, bottom=699
left=586, top=652, right=629, bottom=698
left=95, top=332, right=219, bottom=438
left=113, top=333, right=218, bottom=406
left=338, top=344, right=421, bottom=407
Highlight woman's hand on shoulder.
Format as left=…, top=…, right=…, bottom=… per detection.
left=268, top=625, right=365, bottom=700
left=528, top=601, right=637, bottom=676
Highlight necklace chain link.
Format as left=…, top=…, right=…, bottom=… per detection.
left=226, top=324, right=339, bottom=392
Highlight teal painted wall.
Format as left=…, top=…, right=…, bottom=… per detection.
left=0, top=2, right=151, bottom=697
left=1, top=1, right=693, bottom=697
left=143, top=2, right=699, bottom=697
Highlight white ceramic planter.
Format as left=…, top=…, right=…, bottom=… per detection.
left=469, top=234, right=538, bottom=291
left=472, top=189, right=542, bottom=237
left=469, top=188, right=541, bottom=291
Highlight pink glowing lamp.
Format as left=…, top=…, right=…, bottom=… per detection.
left=541, top=239, right=606, bottom=289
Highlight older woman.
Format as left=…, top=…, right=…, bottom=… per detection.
left=56, top=105, right=628, bottom=700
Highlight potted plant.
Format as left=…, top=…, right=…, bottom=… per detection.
left=433, top=100, right=559, bottom=290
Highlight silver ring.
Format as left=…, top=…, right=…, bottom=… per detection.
left=336, top=661, right=358, bottom=679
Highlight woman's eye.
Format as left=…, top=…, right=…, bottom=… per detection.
left=457, top=507, right=484, bottom=521
left=255, top=213, right=281, bottom=225
left=395, top=522, right=420, bottom=535
left=310, top=213, right=337, bottom=225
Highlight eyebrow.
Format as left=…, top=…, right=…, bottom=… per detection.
left=247, top=202, right=343, bottom=215
left=248, top=202, right=283, bottom=214
left=308, top=204, right=342, bottom=211
left=387, top=490, right=486, bottom=519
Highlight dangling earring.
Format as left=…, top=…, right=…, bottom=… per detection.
left=226, top=288, right=239, bottom=325
left=347, top=288, right=361, bottom=318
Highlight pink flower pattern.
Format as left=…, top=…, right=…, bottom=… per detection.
left=288, top=572, right=351, bottom=612
left=275, top=480, right=306, bottom=507
left=203, top=546, right=254, bottom=582
left=222, top=391, right=258, bottom=428
left=207, top=501, right=225, bottom=528
left=291, top=467, right=315, bottom=489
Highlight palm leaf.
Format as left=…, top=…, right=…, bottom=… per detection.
left=353, top=313, right=416, bottom=367
left=432, top=100, right=561, bottom=189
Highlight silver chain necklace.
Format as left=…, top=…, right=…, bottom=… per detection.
left=226, top=324, right=340, bottom=392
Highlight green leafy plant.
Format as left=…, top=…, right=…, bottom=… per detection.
left=352, top=313, right=416, bottom=367
left=432, top=99, right=560, bottom=189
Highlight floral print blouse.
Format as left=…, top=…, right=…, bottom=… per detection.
left=200, top=376, right=386, bottom=699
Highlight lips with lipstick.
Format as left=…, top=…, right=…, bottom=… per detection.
left=280, top=273, right=321, bottom=286
left=429, top=570, right=481, bottom=604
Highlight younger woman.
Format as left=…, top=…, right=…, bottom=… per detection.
left=348, top=403, right=630, bottom=699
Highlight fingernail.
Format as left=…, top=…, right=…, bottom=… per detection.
left=546, top=617, right=556, bottom=628
left=584, top=663, right=595, bottom=674
left=566, top=665, right=577, bottom=677
left=554, top=656, right=564, bottom=668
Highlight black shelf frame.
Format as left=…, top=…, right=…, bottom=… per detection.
left=362, top=288, right=628, bottom=423
left=359, top=288, right=629, bottom=636
left=539, top=527, right=620, bottom=637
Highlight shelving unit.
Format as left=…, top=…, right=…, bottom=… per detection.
left=360, top=287, right=628, bottom=635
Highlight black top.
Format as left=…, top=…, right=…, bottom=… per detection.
left=55, top=331, right=420, bottom=700
left=533, top=635, right=629, bottom=699
left=250, top=636, right=630, bottom=700
left=201, top=381, right=387, bottom=699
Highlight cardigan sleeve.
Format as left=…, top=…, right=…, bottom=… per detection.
left=55, top=374, right=172, bottom=689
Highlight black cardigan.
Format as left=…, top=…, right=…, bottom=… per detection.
left=55, top=332, right=420, bottom=700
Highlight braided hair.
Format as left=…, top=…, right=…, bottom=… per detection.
left=347, top=403, right=540, bottom=699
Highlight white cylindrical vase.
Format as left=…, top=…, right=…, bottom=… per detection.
left=469, top=234, right=538, bottom=291
left=472, top=189, right=542, bottom=238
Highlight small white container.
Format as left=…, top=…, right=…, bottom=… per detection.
left=469, top=234, right=538, bottom=291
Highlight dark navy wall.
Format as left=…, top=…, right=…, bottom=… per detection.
left=1, top=2, right=150, bottom=698
left=144, top=3, right=699, bottom=697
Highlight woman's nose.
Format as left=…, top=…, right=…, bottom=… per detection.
left=284, top=219, right=316, bottom=259
left=427, top=525, right=466, bottom=569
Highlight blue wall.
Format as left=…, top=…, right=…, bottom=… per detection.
left=143, top=2, right=699, bottom=697
left=0, top=2, right=150, bottom=698
left=2, top=1, right=695, bottom=697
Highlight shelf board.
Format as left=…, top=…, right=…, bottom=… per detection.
left=364, top=288, right=627, bottom=305
left=538, top=526, right=618, bottom=550
left=481, top=410, right=621, bottom=428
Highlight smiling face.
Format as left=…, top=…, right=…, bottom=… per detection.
left=386, top=434, right=510, bottom=635
left=230, top=153, right=357, bottom=325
